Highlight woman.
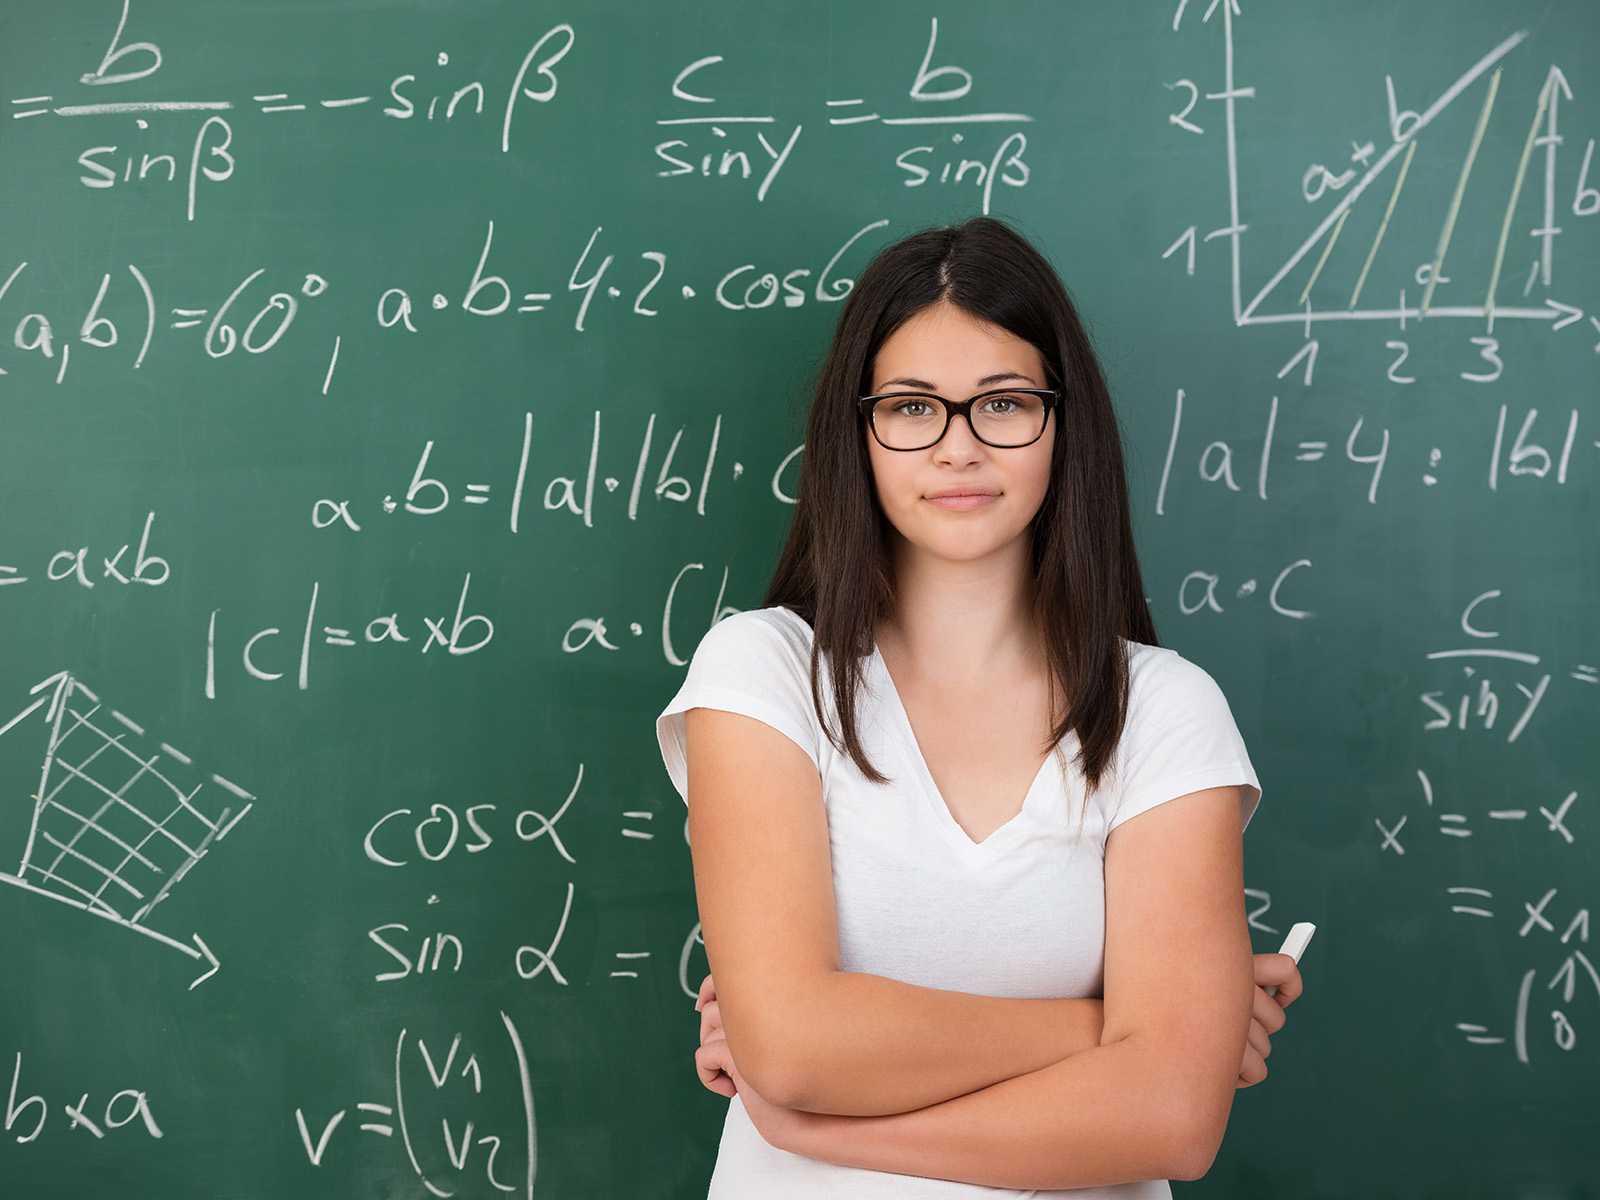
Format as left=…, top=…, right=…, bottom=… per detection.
left=655, top=216, right=1303, bottom=1197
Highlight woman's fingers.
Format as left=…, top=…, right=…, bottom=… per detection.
left=1252, top=952, right=1304, bottom=1008
left=699, top=999, right=721, bottom=1046
left=1234, top=1016, right=1271, bottom=1089
left=1236, top=1041, right=1268, bottom=1088
left=1246, top=1017, right=1272, bottom=1062
left=695, top=1033, right=738, bottom=1098
left=694, top=972, right=715, bottom=1014
left=695, top=1047, right=735, bottom=1096
left=693, top=975, right=733, bottom=1096
left=693, top=974, right=733, bottom=1097
left=1252, top=984, right=1287, bottom=1034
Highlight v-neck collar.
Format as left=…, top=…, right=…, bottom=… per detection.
left=869, top=643, right=1054, bottom=857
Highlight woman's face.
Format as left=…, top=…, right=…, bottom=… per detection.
left=864, top=300, right=1055, bottom=564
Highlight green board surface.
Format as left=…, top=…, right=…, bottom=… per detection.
left=2, top=2, right=1597, bottom=1197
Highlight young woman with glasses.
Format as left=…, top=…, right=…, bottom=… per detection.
left=656, top=216, right=1303, bottom=1198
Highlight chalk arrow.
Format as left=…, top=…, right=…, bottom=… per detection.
left=0, top=671, right=73, bottom=740
left=1543, top=299, right=1583, bottom=330
left=188, top=933, right=220, bottom=989
left=1542, top=65, right=1573, bottom=106
left=1548, top=950, right=1600, bottom=1004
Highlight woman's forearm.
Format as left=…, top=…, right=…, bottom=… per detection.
left=774, top=971, right=1105, bottom=1116
left=782, top=1032, right=1191, bottom=1191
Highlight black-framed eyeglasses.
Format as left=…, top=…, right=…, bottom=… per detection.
left=857, top=387, right=1059, bottom=451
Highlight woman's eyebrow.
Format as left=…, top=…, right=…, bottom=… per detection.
left=877, top=370, right=1039, bottom=390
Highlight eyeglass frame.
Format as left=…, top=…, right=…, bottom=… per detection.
left=856, top=386, right=1060, bottom=451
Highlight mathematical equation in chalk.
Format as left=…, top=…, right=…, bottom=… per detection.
left=0, top=217, right=887, bottom=393
left=0, top=511, right=171, bottom=591
left=1370, top=756, right=1594, bottom=1072
left=1376, top=774, right=1580, bottom=857
left=201, top=573, right=493, bottom=696
left=12, top=0, right=574, bottom=212
left=1157, top=385, right=1598, bottom=521
left=292, top=1019, right=536, bottom=1196
left=10, top=5, right=1033, bottom=213
left=3, top=1052, right=163, bottom=1145
left=307, top=410, right=783, bottom=537
left=1449, top=888, right=1597, bottom=1068
left=652, top=16, right=1033, bottom=209
left=1417, top=589, right=1597, bottom=741
left=365, top=886, right=709, bottom=993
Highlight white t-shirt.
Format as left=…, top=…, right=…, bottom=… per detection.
left=655, top=605, right=1262, bottom=1200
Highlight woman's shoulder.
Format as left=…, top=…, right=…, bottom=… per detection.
left=685, top=606, right=816, bottom=680
left=729, top=604, right=814, bottom=639
left=1117, top=637, right=1238, bottom=722
left=698, top=605, right=813, bottom=651
left=656, top=607, right=826, bottom=804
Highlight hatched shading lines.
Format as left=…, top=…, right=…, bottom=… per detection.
left=10, top=678, right=253, bottom=934
left=1348, top=138, right=1419, bottom=309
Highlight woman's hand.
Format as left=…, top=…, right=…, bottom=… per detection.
left=692, top=972, right=737, bottom=1098
left=693, top=979, right=810, bottom=1152
left=1239, top=950, right=1303, bottom=1087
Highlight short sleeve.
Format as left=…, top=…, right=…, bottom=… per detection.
left=1105, top=649, right=1262, bottom=837
left=654, top=609, right=824, bottom=806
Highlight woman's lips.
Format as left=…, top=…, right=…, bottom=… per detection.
left=925, top=494, right=997, bottom=510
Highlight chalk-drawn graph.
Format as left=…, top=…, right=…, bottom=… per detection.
left=0, top=670, right=254, bottom=988
left=1194, top=4, right=1592, bottom=343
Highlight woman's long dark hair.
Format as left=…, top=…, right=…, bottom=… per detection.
left=762, top=215, right=1159, bottom=821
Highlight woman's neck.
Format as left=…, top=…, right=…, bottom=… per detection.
left=880, top=542, right=1041, bottom=685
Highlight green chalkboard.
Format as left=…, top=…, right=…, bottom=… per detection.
left=2, top=1, right=1597, bottom=1196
